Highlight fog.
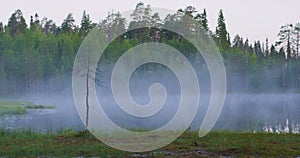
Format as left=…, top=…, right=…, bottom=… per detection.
left=1, top=93, right=84, bottom=132
left=1, top=63, right=300, bottom=133
left=2, top=92, right=300, bottom=133
left=1, top=82, right=299, bottom=135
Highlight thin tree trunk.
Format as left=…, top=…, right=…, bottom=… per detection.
left=245, top=52, right=249, bottom=91
left=282, top=63, right=286, bottom=89
left=85, top=64, right=90, bottom=132
left=29, top=73, right=32, bottom=96
left=286, top=60, right=289, bottom=88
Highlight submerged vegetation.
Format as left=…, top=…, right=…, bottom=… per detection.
left=0, top=130, right=299, bottom=157
left=0, top=103, right=26, bottom=115
left=0, top=100, right=55, bottom=115
left=25, top=104, right=55, bottom=109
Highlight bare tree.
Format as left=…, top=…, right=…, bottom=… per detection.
left=73, top=28, right=108, bottom=132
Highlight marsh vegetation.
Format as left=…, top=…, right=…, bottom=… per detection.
left=0, top=130, right=299, bottom=157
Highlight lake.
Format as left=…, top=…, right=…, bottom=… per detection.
left=1, top=93, right=300, bottom=133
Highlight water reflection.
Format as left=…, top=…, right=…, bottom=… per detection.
left=0, top=94, right=300, bottom=133
left=0, top=96, right=84, bottom=132
left=263, top=118, right=300, bottom=134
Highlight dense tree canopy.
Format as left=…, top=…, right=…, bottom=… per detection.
left=0, top=4, right=300, bottom=97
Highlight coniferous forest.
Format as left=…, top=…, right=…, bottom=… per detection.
left=1, top=2, right=300, bottom=97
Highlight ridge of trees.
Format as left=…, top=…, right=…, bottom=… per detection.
left=0, top=2, right=299, bottom=96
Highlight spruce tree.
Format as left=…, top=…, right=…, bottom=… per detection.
left=215, top=9, right=230, bottom=49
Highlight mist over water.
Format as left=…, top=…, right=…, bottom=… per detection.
left=1, top=63, right=300, bottom=133
left=213, top=93, right=300, bottom=131
left=1, top=93, right=84, bottom=132
left=1, top=91, right=300, bottom=133
left=1, top=65, right=298, bottom=133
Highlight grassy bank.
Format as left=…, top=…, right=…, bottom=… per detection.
left=0, top=130, right=299, bottom=157
left=0, top=100, right=55, bottom=116
left=0, top=100, right=27, bottom=115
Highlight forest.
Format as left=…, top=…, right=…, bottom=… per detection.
left=0, top=2, right=300, bottom=97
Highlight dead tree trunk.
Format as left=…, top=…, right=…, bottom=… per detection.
left=85, top=64, right=90, bottom=132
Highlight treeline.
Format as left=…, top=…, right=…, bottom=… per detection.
left=0, top=2, right=300, bottom=96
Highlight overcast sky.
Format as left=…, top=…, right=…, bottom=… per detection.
left=1, top=0, right=299, bottom=45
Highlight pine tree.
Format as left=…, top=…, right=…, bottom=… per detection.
left=265, top=38, right=269, bottom=56
left=128, top=2, right=146, bottom=41
left=61, top=13, right=75, bottom=33
left=293, top=23, right=300, bottom=58
left=41, top=18, right=57, bottom=34
left=143, top=4, right=152, bottom=27
left=232, top=34, right=244, bottom=49
left=254, top=41, right=263, bottom=56
left=200, top=9, right=209, bottom=31
left=151, top=12, right=162, bottom=42
left=30, top=13, right=40, bottom=30
left=7, top=9, right=27, bottom=36
left=0, top=63, right=7, bottom=96
left=180, top=6, right=197, bottom=36
left=276, top=24, right=295, bottom=88
left=79, top=11, right=94, bottom=36
left=0, top=22, right=3, bottom=32
left=151, top=12, right=162, bottom=28
left=278, top=48, right=287, bottom=88
left=162, top=13, right=179, bottom=40
left=276, top=24, right=293, bottom=60
left=100, top=11, right=126, bottom=42
left=131, top=2, right=145, bottom=23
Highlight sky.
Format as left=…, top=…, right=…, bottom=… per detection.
left=1, top=0, right=299, bottom=45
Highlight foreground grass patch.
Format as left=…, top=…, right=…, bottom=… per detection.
left=166, top=131, right=300, bottom=157
left=0, top=129, right=127, bottom=157
left=0, top=130, right=299, bottom=157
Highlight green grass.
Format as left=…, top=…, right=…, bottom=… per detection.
left=0, top=100, right=27, bottom=115
left=0, top=130, right=299, bottom=157
left=0, top=129, right=127, bottom=157
left=164, top=131, right=300, bottom=157
left=0, top=100, right=56, bottom=116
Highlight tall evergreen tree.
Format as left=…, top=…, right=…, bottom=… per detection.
left=30, top=13, right=40, bottom=30
left=111, top=12, right=126, bottom=42
left=0, top=22, right=3, bottom=32
left=293, top=23, right=300, bottom=58
left=143, top=4, right=152, bottom=27
left=128, top=2, right=147, bottom=41
left=265, top=38, right=269, bottom=56
left=232, top=34, right=244, bottom=49
left=195, top=9, right=209, bottom=31
left=276, top=24, right=293, bottom=59
left=131, top=2, right=145, bottom=23
left=215, top=9, right=230, bottom=49
left=276, top=24, right=294, bottom=88
left=254, top=41, right=263, bottom=56
left=151, top=12, right=162, bottom=28
left=278, top=48, right=287, bottom=88
left=79, top=11, right=94, bottom=36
